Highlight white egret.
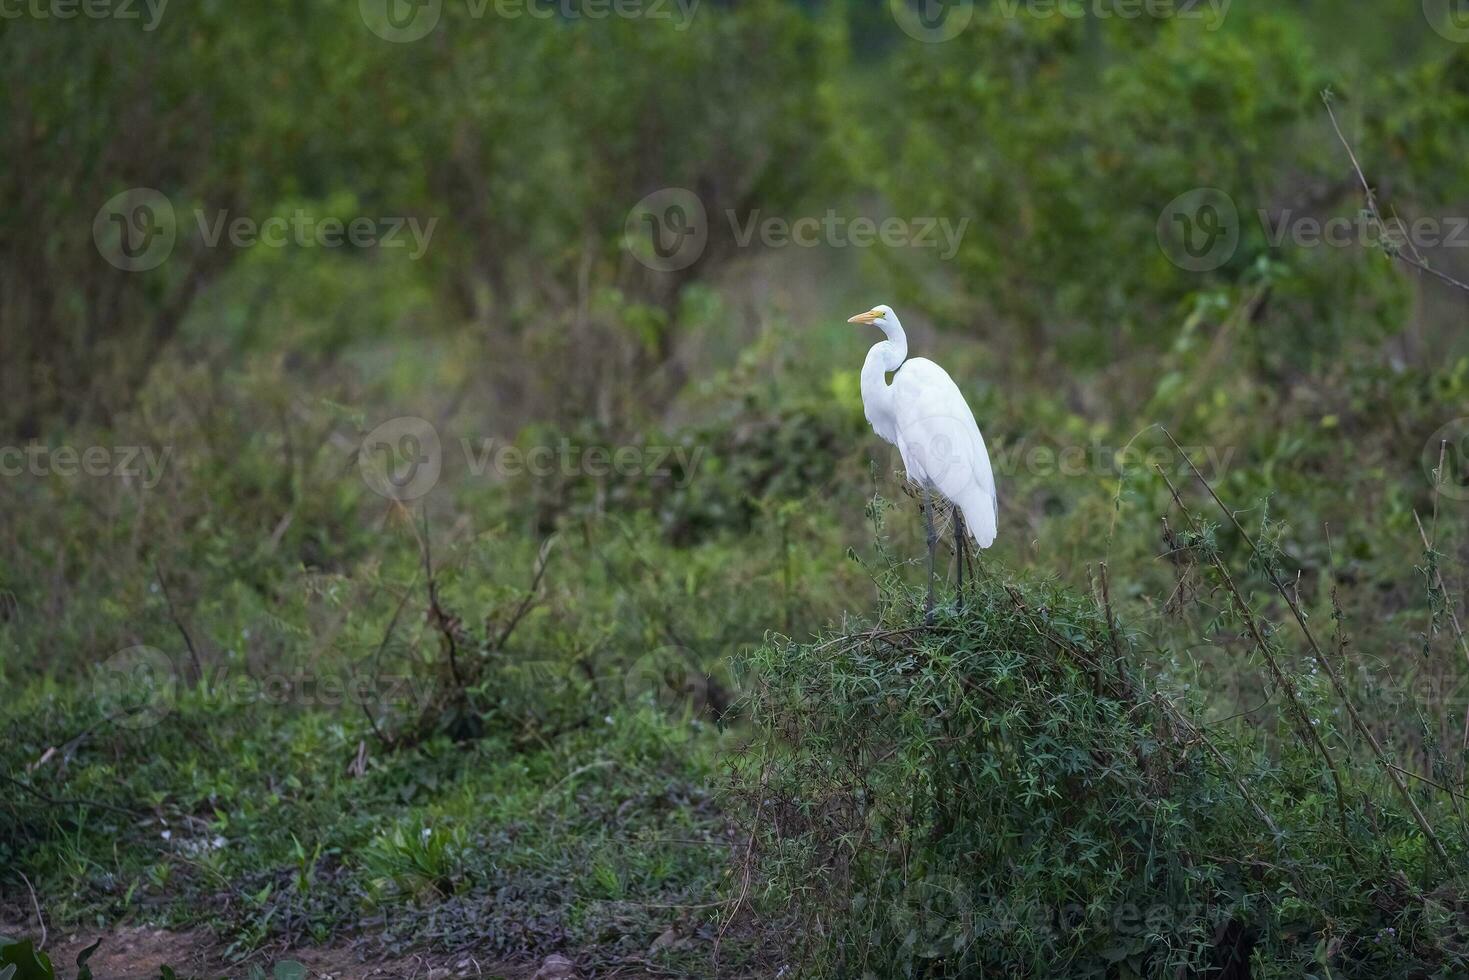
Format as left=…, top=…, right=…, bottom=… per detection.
left=848, top=304, right=997, bottom=620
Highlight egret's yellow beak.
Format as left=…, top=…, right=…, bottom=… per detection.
left=847, top=309, right=882, bottom=325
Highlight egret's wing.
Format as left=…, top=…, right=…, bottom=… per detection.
left=892, top=358, right=998, bottom=547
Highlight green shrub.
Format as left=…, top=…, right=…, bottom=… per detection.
left=735, top=563, right=1469, bottom=978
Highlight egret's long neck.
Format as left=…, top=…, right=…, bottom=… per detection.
left=861, top=318, right=908, bottom=438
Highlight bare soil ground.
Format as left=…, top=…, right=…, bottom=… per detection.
left=0, top=923, right=563, bottom=980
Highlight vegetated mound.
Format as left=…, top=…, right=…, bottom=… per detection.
left=735, top=570, right=1469, bottom=979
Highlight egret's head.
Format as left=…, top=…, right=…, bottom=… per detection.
left=847, top=304, right=896, bottom=329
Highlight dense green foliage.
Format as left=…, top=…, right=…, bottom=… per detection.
left=742, top=562, right=1469, bottom=977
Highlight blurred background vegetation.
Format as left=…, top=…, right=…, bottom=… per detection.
left=5, top=0, right=1469, bottom=976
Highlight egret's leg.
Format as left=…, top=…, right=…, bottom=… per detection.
left=923, top=493, right=937, bottom=624
left=954, top=506, right=966, bottom=615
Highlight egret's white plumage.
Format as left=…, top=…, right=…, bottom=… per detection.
left=849, top=304, right=997, bottom=548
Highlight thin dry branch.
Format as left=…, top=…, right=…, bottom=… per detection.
left=1098, top=561, right=1127, bottom=693
left=359, top=582, right=417, bottom=749
left=154, top=561, right=205, bottom=682
left=497, top=535, right=557, bottom=650
left=1162, top=428, right=1450, bottom=864
left=0, top=773, right=145, bottom=818
left=1155, top=463, right=1355, bottom=852
left=18, top=870, right=45, bottom=949
left=1321, top=91, right=1469, bottom=296
left=418, top=509, right=465, bottom=689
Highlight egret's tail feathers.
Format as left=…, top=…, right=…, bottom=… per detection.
left=955, top=486, right=997, bottom=549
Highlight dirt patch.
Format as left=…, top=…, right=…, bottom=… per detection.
left=1, top=924, right=553, bottom=980
left=32, top=926, right=213, bottom=980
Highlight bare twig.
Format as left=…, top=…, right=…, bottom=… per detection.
left=1389, top=762, right=1469, bottom=805
left=1098, top=561, right=1126, bottom=692
left=1155, top=463, right=1355, bottom=852
left=1163, top=429, right=1450, bottom=863
left=0, top=773, right=144, bottom=818
left=154, top=562, right=204, bottom=682
left=18, top=870, right=45, bottom=948
left=418, top=510, right=465, bottom=689
left=497, top=535, right=557, bottom=650
left=359, top=582, right=417, bottom=749
left=1322, top=91, right=1469, bottom=296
